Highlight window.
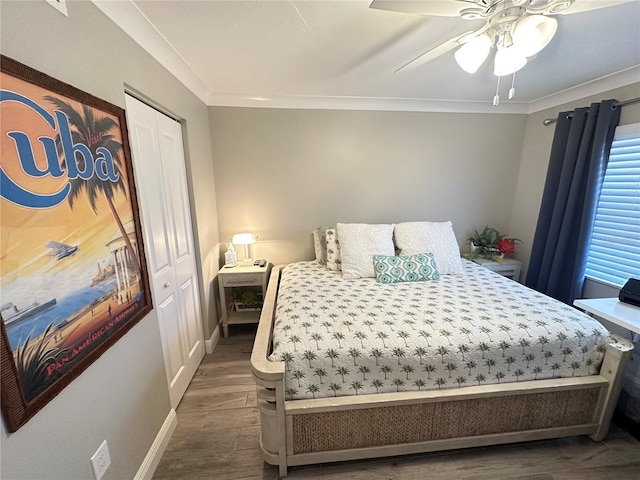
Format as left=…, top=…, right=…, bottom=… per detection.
left=585, top=122, right=640, bottom=287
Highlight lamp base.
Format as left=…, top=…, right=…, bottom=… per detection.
left=238, top=258, right=254, bottom=267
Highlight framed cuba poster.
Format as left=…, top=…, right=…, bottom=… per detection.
left=0, top=56, right=152, bottom=431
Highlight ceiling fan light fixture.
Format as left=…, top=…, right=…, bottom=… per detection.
left=454, top=34, right=492, bottom=74
left=493, top=46, right=527, bottom=76
left=513, top=14, right=558, bottom=57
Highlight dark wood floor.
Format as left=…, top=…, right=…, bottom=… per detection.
left=153, top=325, right=640, bottom=480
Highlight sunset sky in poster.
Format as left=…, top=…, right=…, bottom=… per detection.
left=1, top=72, right=133, bottom=308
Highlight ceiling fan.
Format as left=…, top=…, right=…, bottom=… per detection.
left=370, top=0, right=634, bottom=104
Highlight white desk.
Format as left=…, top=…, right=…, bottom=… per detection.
left=574, top=298, right=640, bottom=335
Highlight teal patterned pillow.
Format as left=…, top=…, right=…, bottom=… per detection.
left=373, top=253, right=440, bottom=284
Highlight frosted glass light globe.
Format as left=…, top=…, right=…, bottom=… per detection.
left=494, top=46, right=528, bottom=76
left=513, top=15, right=558, bottom=57
left=454, top=34, right=492, bottom=74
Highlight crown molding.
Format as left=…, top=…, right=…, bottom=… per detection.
left=527, top=66, right=640, bottom=114
left=206, top=93, right=529, bottom=114
left=91, top=0, right=209, bottom=104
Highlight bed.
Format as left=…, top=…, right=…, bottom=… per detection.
left=251, top=223, right=633, bottom=477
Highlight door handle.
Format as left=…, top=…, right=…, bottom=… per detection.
left=163, top=282, right=170, bottom=288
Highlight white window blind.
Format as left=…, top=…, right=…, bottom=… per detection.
left=585, top=122, right=640, bottom=287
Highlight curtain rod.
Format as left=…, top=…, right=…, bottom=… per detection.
left=542, top=96, right=640, bottom=126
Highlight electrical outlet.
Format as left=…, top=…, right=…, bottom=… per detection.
left=90, top=440, right=111, bottom=480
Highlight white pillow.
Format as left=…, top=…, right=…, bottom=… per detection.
left=337, top=223, right=395, bottom=279
left=394, top=221, right=464, bottom=275
left=325, top=228, right=341, bottom=271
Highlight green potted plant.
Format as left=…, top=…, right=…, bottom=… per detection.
left=468, top=226, right=521, bottom=261
left=233, top=289, right=263, bottom=312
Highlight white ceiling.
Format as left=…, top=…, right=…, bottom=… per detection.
left=93, top=0, right=640, bottom=114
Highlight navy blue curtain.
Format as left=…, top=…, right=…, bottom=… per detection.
left=525, top=99, right=620, bottom=304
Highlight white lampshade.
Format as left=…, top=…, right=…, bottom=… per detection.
left=494, top=46, right=528, bottom=76
left=231, top=233, right=257, bottom=245
left=454, top=34, right=492, bottom=74
left=512, top=15, right=557, bottom=57
left=232, top=232, right=258, bottom=264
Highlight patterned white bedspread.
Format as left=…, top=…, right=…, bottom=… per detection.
left=268, top=261, right=611, bottom=400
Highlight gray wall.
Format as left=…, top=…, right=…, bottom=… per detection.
left=210, top=108, right=528, bottom=265
left=0, top=2, right=220, bottom=479
left=210, top=83, right=639, bottom=294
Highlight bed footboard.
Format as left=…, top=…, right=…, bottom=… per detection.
left=251, top=266, right=288, bottom=476
left=590, top=337, right=634, bottom=440
left=251, top=266, right=634, bottom=477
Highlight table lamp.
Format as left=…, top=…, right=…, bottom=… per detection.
left=232, top=233, right=258, bottom=266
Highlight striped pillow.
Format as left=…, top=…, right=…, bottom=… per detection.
left=373, top=253, right=440, bottom=284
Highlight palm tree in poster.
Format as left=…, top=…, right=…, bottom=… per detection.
left=15, top=323, right=71, bottom=400
left=44, top=96, right=141, bottom=275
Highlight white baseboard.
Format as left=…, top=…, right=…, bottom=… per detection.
left=205, top=324, right=221, bottom=354
left=134, top=408, right=177, bottom=480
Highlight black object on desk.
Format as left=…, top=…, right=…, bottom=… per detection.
left=619, top=278, right=640, bottom=307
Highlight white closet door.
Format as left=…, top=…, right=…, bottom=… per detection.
left=125, top=94, right=204, bottom=408
left=155, top=112, right=205, bottom=393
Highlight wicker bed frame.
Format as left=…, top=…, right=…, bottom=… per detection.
left=251, top=266, right=634, bottom=477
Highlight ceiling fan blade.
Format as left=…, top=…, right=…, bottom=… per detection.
left=559, top=0, right=637, bottom=14
left=370, top=0, right=476, bottom=17
left=395, top=30, right=477, bottom=73
left=371, top=0, right=637, bottom=16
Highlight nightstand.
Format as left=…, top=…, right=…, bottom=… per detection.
left=473, top=257, right=522, bottom=281
left=218, top=263, right=270, bottom=337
